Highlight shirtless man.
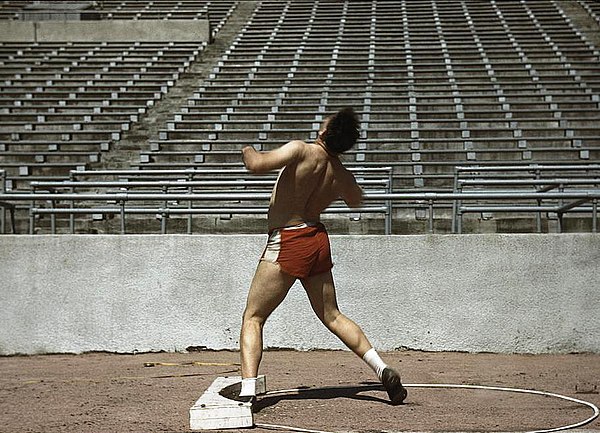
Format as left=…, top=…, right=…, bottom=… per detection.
left=238, top=107, right=407, bottom=406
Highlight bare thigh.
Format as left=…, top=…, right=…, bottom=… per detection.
left=243, top=260, right=297, bottom=322
left=300, top=270, right=339, bottom=322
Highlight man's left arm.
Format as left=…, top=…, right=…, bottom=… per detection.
left=242, top=141, right=303, bottom=173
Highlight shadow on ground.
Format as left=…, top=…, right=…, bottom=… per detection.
left=254, top=382, right=396, bottom=412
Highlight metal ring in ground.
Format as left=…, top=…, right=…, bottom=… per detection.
left=255, top=383, right=600, bottom=433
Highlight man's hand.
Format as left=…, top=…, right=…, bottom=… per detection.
left=242, top=146, right=258, bottom=171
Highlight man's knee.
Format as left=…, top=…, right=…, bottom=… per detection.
left=242, top=309, right=266, bottom=327
left=320, top=308, right=342, bottom=329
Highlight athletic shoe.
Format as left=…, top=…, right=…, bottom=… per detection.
left=381, top=367, right=407, bottom=405
left=235, top=394, right=256, bottom=407
left=220, top=382, right=257, bottom=409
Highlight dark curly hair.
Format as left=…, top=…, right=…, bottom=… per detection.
left=320, top=107, right=360, bottom=154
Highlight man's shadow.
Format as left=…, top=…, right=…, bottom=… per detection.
left=253, top=382, right=392, bottom=413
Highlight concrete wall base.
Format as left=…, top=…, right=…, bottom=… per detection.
left=1, top=234, right=598, bottom=355
left=0, top=20, right=210, bottom=42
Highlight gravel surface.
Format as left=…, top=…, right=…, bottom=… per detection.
left=1, top=350, right=599, bottom=433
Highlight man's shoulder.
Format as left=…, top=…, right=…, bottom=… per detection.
left=286, top=140, right=317, bottom=159
left=287, top=139, right=309, bottom=148
left=281, top=140, right=308, bottom=154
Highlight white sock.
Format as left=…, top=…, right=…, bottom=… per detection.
left=362, top=348, right=388, bottom=381
left=239, top=377, right=257, bottom=397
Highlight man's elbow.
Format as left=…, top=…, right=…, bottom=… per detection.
left=244, top=159, right=258, bottom=173
left=245, top=160, right=267, bottom=174
left=347, top=198, right=363, bottom=208
left=346, top=189, right=363, bottom=208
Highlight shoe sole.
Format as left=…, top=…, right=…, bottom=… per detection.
left=383, top=369, right=408, bottom=405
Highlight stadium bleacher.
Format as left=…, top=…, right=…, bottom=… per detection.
left=142, top=0, right=600, bottom=185
left=0, top=0, right=599, bottom=234
left=0, top=40, right=205, bottom=190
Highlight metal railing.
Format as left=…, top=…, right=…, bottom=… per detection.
left=16, top=167, right=394, bottom=234
left=452, top=164, right=600, bottom=233
left=1, top=165, right=599, bottom=235
left=0, top=190, right=598, bottom=235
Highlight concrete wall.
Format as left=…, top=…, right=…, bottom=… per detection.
left=0, top=21, right=37, bottom=42
left=0, top=20, right=210, bottom=42
left=1, top=234, right=599, bottom=355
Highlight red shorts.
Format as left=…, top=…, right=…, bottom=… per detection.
left=261, top=222, right=334, bottom=279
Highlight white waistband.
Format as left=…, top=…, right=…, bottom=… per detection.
left=279, top=222, right=319, bottom=231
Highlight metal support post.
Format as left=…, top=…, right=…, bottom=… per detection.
left=451, top=168, right=459, bottom=233
left=384, top=203, right=391, bottom=235
left=428, top=200, right=434, bottom=234
left=456, top=185, right=463, bottom=234
left=162, top=186, right=168, bottom=234
left=0, top=170, right=6, bottom=234
left=50, top=199, right=56, bottom=234
left=536, top=186, right=542, bottom=233
left=161, top=211, right=168, bottom=234
left=557, top=213, right=563, bottom=234
left=187, top=202, right=193, bottom=234
left=0, top=172, right=5, bottom=234
left=29, top=199, right=35, bottom=234
left=558, top=184, right=564, bottom=209
left=69, top=172, right=75, bottom=234
left=187, top=172, right=194, bottom=234
left=384, top=170, right=392, bottom=235
left=593, top=199, right=597, bottom=234
left=120, top=200, right=126, bottom=234
left=9, top=206, right=15, bottom=234
left=535, top=168, right=543, bottom=233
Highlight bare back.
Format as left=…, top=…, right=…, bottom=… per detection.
left=267, top=141, right=360, bottom=230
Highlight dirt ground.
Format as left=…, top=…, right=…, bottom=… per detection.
left=1, top=349, right=599, bottom=433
